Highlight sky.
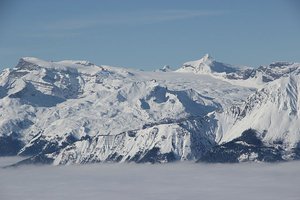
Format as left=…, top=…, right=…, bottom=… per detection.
left=0, top=0, right=300, bottom=70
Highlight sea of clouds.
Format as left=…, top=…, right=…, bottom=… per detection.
left=0, top=157, right=299, bottom=200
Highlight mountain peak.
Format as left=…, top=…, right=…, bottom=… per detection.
left=177, top=54, right=241, bottom=75
left=191, top=53, right=214, bottom=66
left=201, top=53, right=213, bottom=62
left=155, top=65, right=172, bottom=72
left=17, top=57, right=46, bottom=67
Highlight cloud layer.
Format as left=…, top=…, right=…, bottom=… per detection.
left=0, top=157, right=299, bottom=200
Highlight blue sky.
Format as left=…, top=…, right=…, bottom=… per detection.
left=0, top=0, right=300, bottom=70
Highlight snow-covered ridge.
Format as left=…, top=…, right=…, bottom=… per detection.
left=1, top=55, right=300, bottom=165
left=218, top=75, right=300, bottom=147
left=16, top=57, right=105, bottom=74
left=176, top=54, right=300, bottom=87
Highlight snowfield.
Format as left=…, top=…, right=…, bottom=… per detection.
left=0, top=157, right=300, bottom=200
left=1, top=54, right=300, bottom=164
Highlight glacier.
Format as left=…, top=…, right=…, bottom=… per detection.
left=1, top=54, right=300, bottom=165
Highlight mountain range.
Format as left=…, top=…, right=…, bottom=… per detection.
left=1, top=54, right=300, bottom=165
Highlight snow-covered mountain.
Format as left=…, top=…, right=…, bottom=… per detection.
left=1, top=55, right=300, bottom=165
left=177, top=54, right=254, bottom=80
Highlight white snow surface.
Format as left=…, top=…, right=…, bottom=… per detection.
left=218, top=75, right=300, bottom=147
left=1, top=55, right=300, bottom=164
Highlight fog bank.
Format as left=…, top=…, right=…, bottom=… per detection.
left=0, top=158, right=299, bottom=200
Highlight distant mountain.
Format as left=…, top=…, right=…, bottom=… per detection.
left=155, top=65, right=172, bottom=72
left=1, top=55, right=300, bottom=166
left=177, top=54, right=300, bottom=85
left=177, top=54, right=254, bottom=79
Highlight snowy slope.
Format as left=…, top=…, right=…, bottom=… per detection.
left=218, top=75, right=300, bottom=147
left=1, top=55, right=300, bottom=165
